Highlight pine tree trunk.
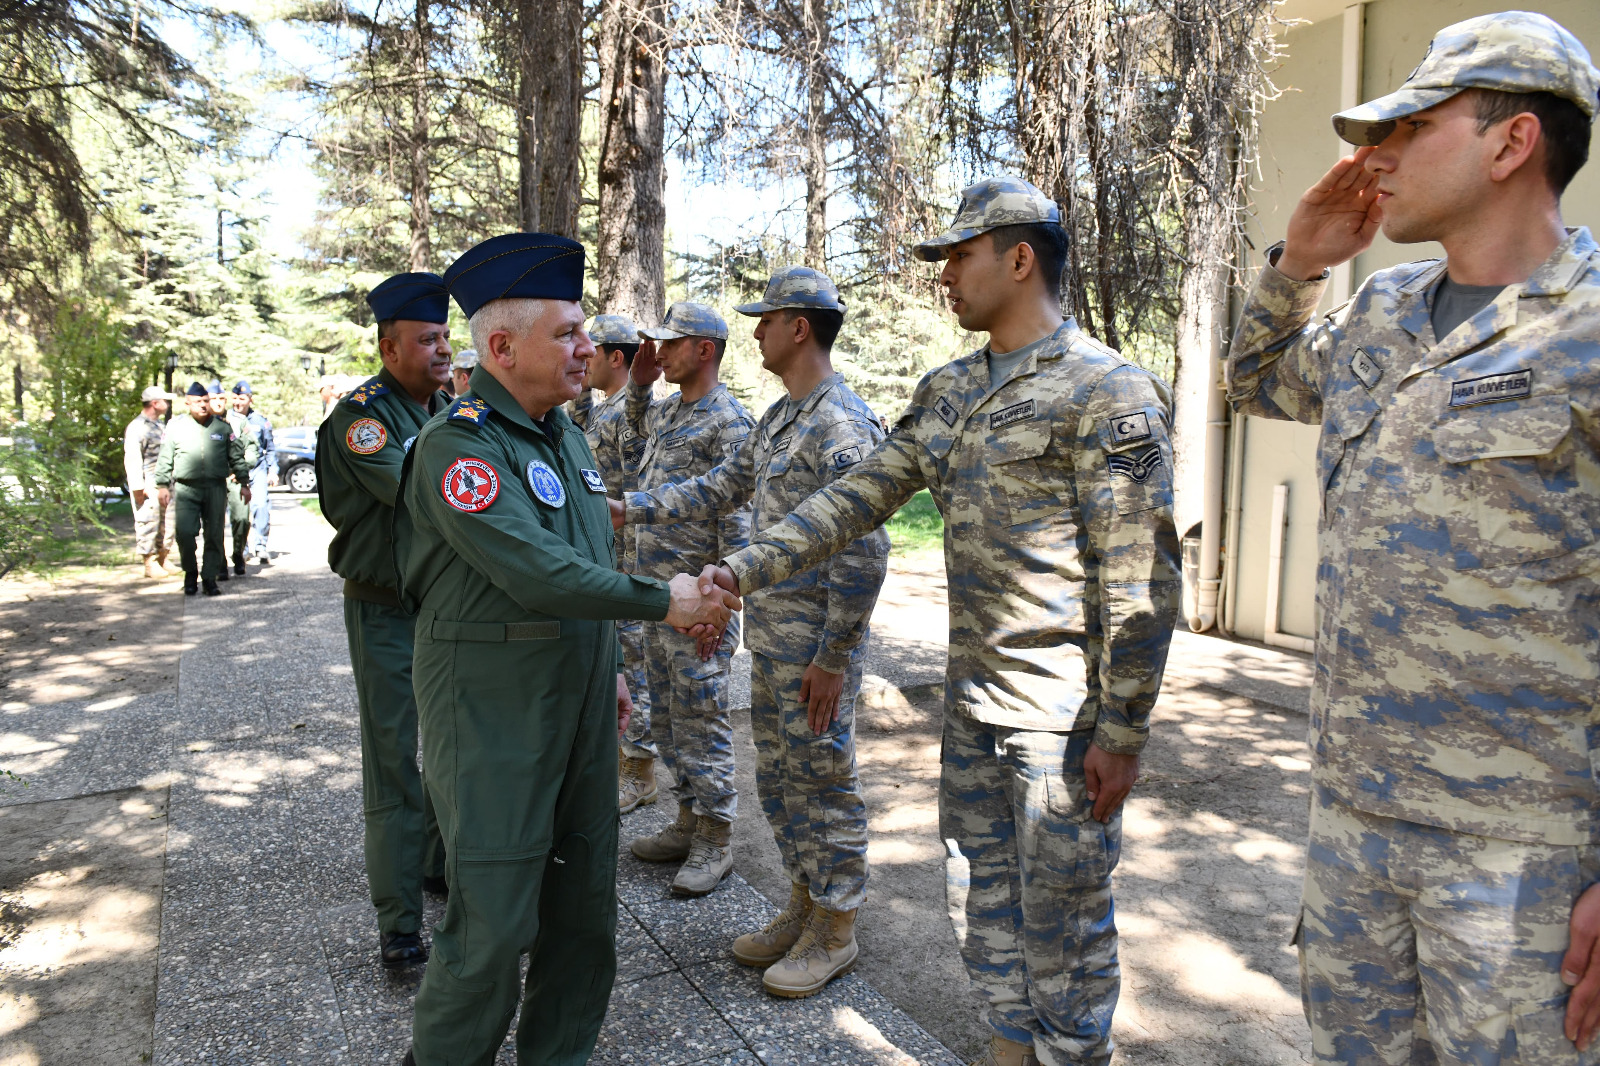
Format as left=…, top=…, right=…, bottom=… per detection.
left=514, top=0, right=583, bottom=238
left=596, top=0, right=666, bottom=319
left=408, top=0, right=432, bottom=272
left=515, top=0, right=540, bottom=231
left=801, top=0, right=828, bottom=267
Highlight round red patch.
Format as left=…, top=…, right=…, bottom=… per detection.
left=441, top=458, right=500, bottom=513
left=345, top=418, right=387, bottom=455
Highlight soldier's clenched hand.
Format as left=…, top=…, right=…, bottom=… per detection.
left=158, top=486, right=171, bottom=508
left=608, top=497, right=624, bottom=530
left=665, top=572, right=740, bottom=630
left=1278, top=148, right=1382, bottom=282
left=1083, top=744, right=1139, bottom=823
left=616, top=673, right=634, bottom=740
left=800, top=664, right=844, bottom=735
left=1562, top=883, right=1600, bottom=1049
left=698, top=563, right=739, bottom=599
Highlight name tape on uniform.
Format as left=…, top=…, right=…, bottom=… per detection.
left=526, top=459, right=566, bottom=508
left=580, top=468, right=605, bottom=493
left=1107, top=411, right=1151, bottom=446
left=442, top=458, right=499, bottom=512
left=1350, top=348, right=1383, bottom=390
left=1448, top=369, right=1532, bottom=408
left=934, top=396, right=960, bottom=427
left=989, top=399, right=1036, bottom=430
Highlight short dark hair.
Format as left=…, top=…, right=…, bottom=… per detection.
left=781, top=307, right=845, bottom=351
left=708, top=337, right=727, bottom=362
left=601, top=342, right=639, bottom=367
left=376, top=318, right=397, bottom=345
left=1471, top=89, right=1591, bottom=193
left=987, top=222, right=1070, bottom=302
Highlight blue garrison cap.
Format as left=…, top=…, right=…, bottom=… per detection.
left=185, top=381, right=208, bottom=397
left=444, top=233, right=585, bottom=319
left=206, top=380, right=223, bottom=395
left=232, top=380, right=252, bottom=395
left=366, top=272, right=450, bottom=324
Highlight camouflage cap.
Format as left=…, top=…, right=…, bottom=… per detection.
left=451, top=349, right=478, bottom=371
left=734, top=266, right=847, bottom=317
left=640, top=301, right=729, bottom=341
left=1333, top=12, right=1600, bottom=147
left=911, top=176, right=1061, bottom=262
left=589, top=313, right=641, bottom=346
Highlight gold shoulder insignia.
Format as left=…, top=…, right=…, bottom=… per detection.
left=344, top=379, right=390, bottom=408
left=448, top=398, right=491, bottom=426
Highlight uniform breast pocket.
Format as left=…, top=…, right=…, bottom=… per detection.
left=989, top=423, right=1069, bottom=526
left=654, top=440, right=694, bottom=480
left=1431, top=393, right=1595, bottom=569
left=1317, top=393, right=1378, bottom=528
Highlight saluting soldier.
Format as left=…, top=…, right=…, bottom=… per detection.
left=614, top=267, right=889, bottom=998
left=582, top=312, right=659, bottom=813
left=154, top=382, right=252, bottom=596
left=316, top=272, right=455, bottom=973
left=1227, top=14, right=1600, bottom=1062
left=392, top=232, right=739, bottom=1066
left=124, top=385, right=174, bottom=578
left=623, top=302, right=755, bottom=898
left=700, top=178, right=1181, bottom=1066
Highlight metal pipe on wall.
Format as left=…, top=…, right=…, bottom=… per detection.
left=1264, top=483, right=1315, bottom=653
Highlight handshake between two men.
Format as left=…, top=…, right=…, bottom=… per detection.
left=626, top=496, right=744, bottom=659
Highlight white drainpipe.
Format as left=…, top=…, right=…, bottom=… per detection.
left=1264, top=484, right=1315, bottom=653
left=1187, top=269, right=1230, bottom=632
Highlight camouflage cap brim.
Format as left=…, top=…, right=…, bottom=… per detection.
left=910, top=227, right=990, bottom=262
left=638, top=325, right=685, bottom=341
left=1332, top=85, right=1462, bottom=146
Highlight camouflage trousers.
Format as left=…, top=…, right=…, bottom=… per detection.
left=617, top=619, right=657, bottom=760
left=644, top=618, right=741, bottom=823
left=941, top=707, right=1122, bottom=1066
left=749, top=652, right=869, bottom=913
left=134, top=490, right=176, bottom=557
left=1300, top=785, right=1600, bottom=1066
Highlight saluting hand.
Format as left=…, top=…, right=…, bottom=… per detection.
left=631, top=337, right=662, bottom=387
left=1278, top=147, right=1382, bottom=282
left=608, top=498, right=624, bottom=530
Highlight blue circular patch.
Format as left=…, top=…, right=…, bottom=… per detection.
left=525, top=459, right=566, bottom=508
left=403, top=435, right=416, bottom=453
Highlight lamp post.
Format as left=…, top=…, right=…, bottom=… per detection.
left=300, top=353, right=312, bottom=374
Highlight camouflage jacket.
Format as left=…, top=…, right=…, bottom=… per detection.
left=626, top=379, right=753, bottom=578
left=585, top=386, right=642, bottom=571
left=626, top=373, right=890, bottom=671
left=123, top=412, right=165, bottom=491
left=1227, top=228, right=1600, bottom=845
left=723, top=321, right=1181, bottom=748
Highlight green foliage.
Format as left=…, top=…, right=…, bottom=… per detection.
left=884, top=489, right=943, bottom=558
left=38, top=299, right=148, bottom=487
left=0, top=420, right=110, bottom=581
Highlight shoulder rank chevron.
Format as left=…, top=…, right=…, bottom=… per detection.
left=344, top=380, right=390, bottom=408
left=449, top=397, right=492, bottom=426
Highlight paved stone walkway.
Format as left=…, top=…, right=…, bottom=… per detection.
left=0, top=498, right=959, bottom=1065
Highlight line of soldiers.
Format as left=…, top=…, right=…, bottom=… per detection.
left=312, top=10, right=1600, bottom=1066
left=128, top=379, right=276, bottom=592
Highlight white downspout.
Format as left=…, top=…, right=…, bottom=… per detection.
left=1264, top=484, right=1315, bottom=653
left=1219, top=407, right=1247, bottom=636
left=1187, top=270, right=1229, bottom=632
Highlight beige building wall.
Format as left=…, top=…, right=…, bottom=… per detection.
left=1224, top=0, right=1600, bottom=643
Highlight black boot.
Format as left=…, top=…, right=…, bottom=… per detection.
left=183, top=574, right=198, bottom=596
left=233, top=558, right=246, bottom=575
left=400, top=1049, right=416, bottom=1066
left=380, top=930, right=428, bottom=970
left=202, top=580, right=222, bottom=596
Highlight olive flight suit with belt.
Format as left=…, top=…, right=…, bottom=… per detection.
left=154, top=413, right=250, bottom=584
left=317, top=368, right=449, bottom=942
left=394, top=365, right=672, bottom=1065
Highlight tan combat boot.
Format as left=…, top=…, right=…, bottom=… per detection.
left=630, top=801, right=695, bottom=862
left=761, top=903, right=858, bottom=998
left=143, top=554, right=167, bottom=579
left=618, top=754, right=658, bottom=814
left=155, top=547, right=170, bottom=569
left=731, top=882, right=812, bottom=967
left=670, top=815, right=733, bottom=897
left=968, top=1036, right=1039, bottom=1066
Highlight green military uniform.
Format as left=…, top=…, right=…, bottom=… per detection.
left=396, top=230, right=675, bottom=1064
left=154, top=406, right=250, bottom=587
left=317, top=365, right=450, bottom=948
left=223, top=408, right=260, bottom=572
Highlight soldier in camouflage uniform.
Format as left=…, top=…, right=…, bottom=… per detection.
left=617, top=267, right=889, bottom=997
left=583, top=312, right=659, bottom=812
left=706, top=180, right=1180, bottom=1065
left=624, top=301, right=755, bottom=898
left=449, top=349, right=477, bottom=399
left=1226, top=13, right=1600, bottom=1063
left=124, top=385, right=175, bottom=578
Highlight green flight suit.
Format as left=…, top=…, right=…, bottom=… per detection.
left=154, top=413, right=250, bottom=584
left=317, top=368, right=449, bottom=939
left=394, top=365, right=672, bottom=1066
left=223, top=410, right=259, bottom=567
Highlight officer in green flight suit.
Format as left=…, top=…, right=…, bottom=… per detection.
left=154, top=381, right=251, bottom=596
left=316, top=272, right=454, bottom=972
left=393, top=233, right=741, bottom=1066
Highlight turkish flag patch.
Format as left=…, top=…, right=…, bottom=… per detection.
left=441, top=458, right=500, bottom=513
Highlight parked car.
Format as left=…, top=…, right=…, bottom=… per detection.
left=274, top=427, right=318, bottom=493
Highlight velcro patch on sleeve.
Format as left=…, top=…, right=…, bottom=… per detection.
left=933, top=395, right=960, bottom=427
left=833, top=446, right=862, bottom=469
left=1105, top=411, right=1151, bottom=446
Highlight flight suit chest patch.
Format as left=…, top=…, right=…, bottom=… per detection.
left=989, top=399, right=1036, bottom=430
left=1350, top=348, right=1383, bottom=390
left=933, top=395, right=960, bottom=427
left=525, top=459, right=566, bottom=508
left=1448, top=369, right=1533, bottom=408
left=1106, top=411, right=1151, bottom=446
left=579, top=468, right=605, bottom=493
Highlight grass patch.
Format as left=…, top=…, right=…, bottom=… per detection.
left=300, top=498, right=322, bottom=518
left=885, top=489, right=942, bottom=558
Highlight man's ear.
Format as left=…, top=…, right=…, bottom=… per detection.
left=377, top=335, right=396, bottom=365
left=698, top=338, right=717, bottom=365
left=1490, top=111, right=1544, bottom=184
left=791, top=314, right=811, bottom=345
left=1009, top=241, right=1038, bottom=284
